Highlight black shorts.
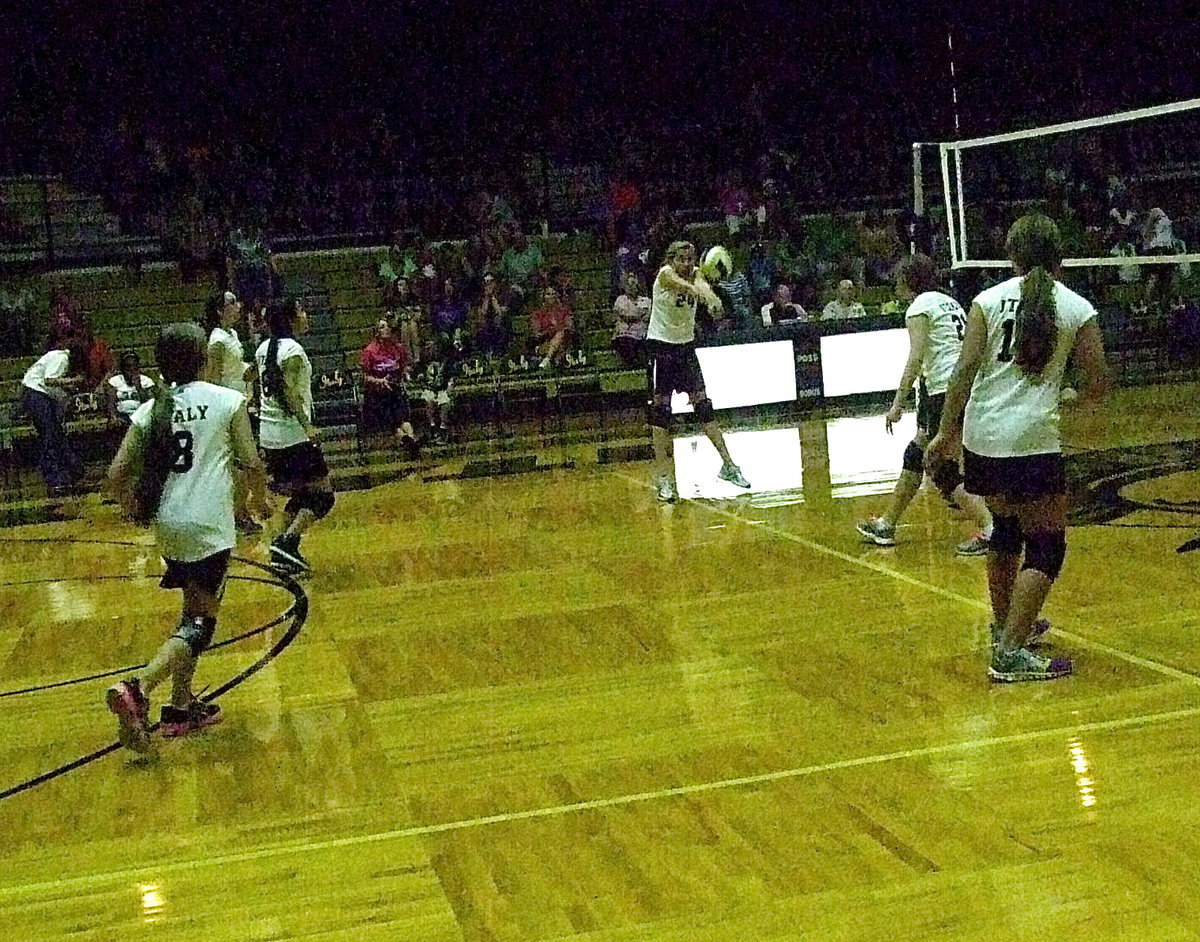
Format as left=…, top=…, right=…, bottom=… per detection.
left=160, top=549, right=231, bottom=594
left=963, top=449, right=1066, bottom=500
left=646, top=339, right=703, bottom=398
left=916, top=381, right=945, bottom=436
left=262, top=441, right=329, bottom=490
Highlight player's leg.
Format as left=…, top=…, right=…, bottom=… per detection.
left=688, top=348, right=748, bottom=488
left=269, top=444, right=333, bottom=572
left=646, top=342, right=678, bottom=501
left=158, top=557, right=228, bottom=735
left=858, top=431, right=926, bottom=545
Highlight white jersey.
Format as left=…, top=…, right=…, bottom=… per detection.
left=906, top=290, right=965, bottom=395
left=22, top=349, right=71, bottom=400
left=108, top=373, right=155, bottom=416
left=648, top=266, right=698, bottom=344
left=964, top=276, right=1097, bottom=458
left=255, top=337, right=313, bottom=449
left=130, top=382, right=245, bottom=562
left=208, top=326, right=249, bottom=394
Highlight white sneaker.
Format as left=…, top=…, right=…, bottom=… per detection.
left=718, top=463, right=750, bottom=488
left=654, top=477, right=678, bottom=503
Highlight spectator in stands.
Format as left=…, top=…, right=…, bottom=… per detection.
left=105, top=351, right=156, bottom=425
left=1142, top=207, right=1179, bottom=306
left=821, top=279, right=868, bottom=319
left=472, top=273, right=511, bottom=360
left=390, top=276, right=426, bottom=364
left=529, top=285, right=574, bottom=370
left=718, top=171, right=752, bottom=236
left=21, top=339, right=88, bottom=495
left=611, top=219, right=648, bottom=299
left=0, top=285, right=35, bottom=357
left=746, top=241, right=776, bottom=307
left=226, top=222, right=277, bottom=314
left=416, top=358, right=454, bottom=444
left=760, top=283, right=807, bottom=327
left=499, top=226, right=544, bottom=312
left=360, top=317, right=418, bottom=457
left=431, top=277, right=470, bottom=357
left=611, top=271, right=650, bottom=367
left=715, top=263, right=755, bottom=331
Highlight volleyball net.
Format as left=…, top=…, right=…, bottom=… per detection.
left=914, top=98, right=1200, bottom=270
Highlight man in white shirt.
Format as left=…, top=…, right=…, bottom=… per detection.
left=821, top=280, right=868, bottom=319
left=21, top=343, right=86, bottom=493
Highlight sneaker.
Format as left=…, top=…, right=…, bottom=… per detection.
left=106, top=679, right=152, bottom=753
left=989, top=646, right=1073, bottom=683
left=159, top=700, right=223, bottom=738
left=718, top=463, right=750, bottom=488
left=956, top=533, right=989, bottom=557
left=991, top=619, right=1052, bottom=649
left=856, top=517, right=896, bottom=546
left=270, top=534, right=310, bottom=573
left=654, top=476, right=678, bottom=503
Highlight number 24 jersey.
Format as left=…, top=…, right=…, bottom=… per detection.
left=965, top=276, right=1096, bottom=458
left=130, top=381, right=246, bottom=562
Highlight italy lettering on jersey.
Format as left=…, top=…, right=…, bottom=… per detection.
left=905, top=290, right=965, bottom=395
left=255, top=338, right=314, bottom=449
left=648, top=266, right=698, bottom=345
left=130, top=382, right=245, bottom=563
left=963, top=275, right=1097, bottom=458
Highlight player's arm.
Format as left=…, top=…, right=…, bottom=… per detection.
left=230, top=404, right=271, bottom=516
left=885, top=314, right=930, bottom=431
left=279, top=352, right=315, bottom=436
left=1068, top=318, right=1110, bottom=406
left=105, top=421, right=144, bottom=518
left=656, top=265, right=702, bottom=299
left=203, top=339, right=223, bottom=384
left=926, top=302, right=986, bottom=461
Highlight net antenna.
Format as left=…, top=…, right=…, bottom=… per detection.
left=913, top=97, right=1200, bottom=269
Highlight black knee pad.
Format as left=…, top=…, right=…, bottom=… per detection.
left=648, top=402, right=672, bottom=430
left=173, top=615, right=216, bottom=657
left=284, top=494, right=303, bottom=517
left=693, top=397, right=716, bottom=424
left=990, top=514, right=1022, bottom=556
left=305, top=490, right=335, bottom=520
left=902, top=439, right=925, bottom=474
left=1022, top=531, right=1066, bottom=580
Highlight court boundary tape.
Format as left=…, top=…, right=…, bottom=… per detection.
left=1, top=701, right=1198, bottom=898
left=610, top=470, right=1200, bottom=689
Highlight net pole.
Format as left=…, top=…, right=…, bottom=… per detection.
left=912, top=143, right=924, bottom=219
left=954, top=148, right=967, bottom=262
left=940, top=145, right=959, bottom=267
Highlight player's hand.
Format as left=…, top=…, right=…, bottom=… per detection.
left=924, top=431, right=957, bottom=470
left=884, top=405, right=903, bottom=434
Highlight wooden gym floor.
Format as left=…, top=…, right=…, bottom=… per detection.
left=3, top=382, right=1200, bottom=940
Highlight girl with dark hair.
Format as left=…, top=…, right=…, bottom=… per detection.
left=857, top=253, right=993, bottom=556
left=927, top=214, right=1110, bottom=682
left=105, top=323, right=268, bottom=751
left=20, top=339, right=88, bottom=494
left=105, top=351, right=156, bottom=425
left=255, top=298, right=334, bottom=573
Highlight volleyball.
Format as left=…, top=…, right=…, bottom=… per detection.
left=700, top=245, right=733, bottom=282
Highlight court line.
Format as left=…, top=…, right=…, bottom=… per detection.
left=610, top=470, right=1200, bottom=689
left=3, top=701, right=1199, bottom=899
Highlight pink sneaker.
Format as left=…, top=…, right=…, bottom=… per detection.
left=106, top=679, right=152, bottom=753
left=159, top=700, right=223, bottom=738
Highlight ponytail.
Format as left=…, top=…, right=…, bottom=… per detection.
left=262, top=298, right=298, bottom=417
left=1014, top=266, right=1057, bottom=377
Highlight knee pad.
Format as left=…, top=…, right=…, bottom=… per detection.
left=284, top=494, right=302, bottom=517
left=173, top=615, right=216, bottom=657
left=1022, top=531, right=1066, bottom=580
left=305, top=490, right=335, bottom=520
left=648, top=402, right=672, bottom=430
left=990, top=514, right=1023, bottom=556
left=693, top=397, right=716, bottom=424
left=902, top=439, right=925, bottom=475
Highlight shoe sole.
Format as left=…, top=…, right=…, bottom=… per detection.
left=106, top=687, right=152, bottom=753
left=270, top=544, right=311, bottom=572
left=718, top=473, right=751, bottom=488
left=855, top=525, right=896, bottom=546
left=160, top=712, right=224, bottom=738
left=988, top=664, right=1072, bottom=682
left=956, top=546, right=989, bottom=557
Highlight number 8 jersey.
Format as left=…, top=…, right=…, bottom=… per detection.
left=130, top=381, right=246, bottom=562
left=964, top=275, right=1097, bottom=458
left=906, top=290, right=966, bottom=395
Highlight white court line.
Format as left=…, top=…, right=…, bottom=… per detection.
left=611, top=469, right=1200, bottom=689
left=3, top=703, right=1200, bottom=899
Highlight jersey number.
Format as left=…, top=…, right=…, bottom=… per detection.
left=950, top=312, right=966, bottom=341
left=170, top=431, right=194, bottom=473
left=998, top=319, right=1016, bottom=362
left=674, top=292, right=690, bottom=308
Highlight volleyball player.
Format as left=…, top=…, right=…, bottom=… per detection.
left=856, top=253, right=994, bottom=555
left=105, top=323, right=268, bottom=751
left=203, top=290, right=262, bottom=533
left=926, top=214, right=1109, bottom=682
left=256, top=298, right=335, bottom=573
left=647, top=240, right=749, bottom=502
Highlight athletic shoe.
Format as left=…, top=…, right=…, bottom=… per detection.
left=856, top=517, right=896, bottom=546
left=106, top=679, right=152, bottom=753
left=654, top=476, right=678, bottom=503
left=270, top=534, right=310, bottom=573
left=718, top=463, right=750, bottom=488
left=989, top=646, right=1073, bottom=683
left=956, top=533, right=990, bottom=557
left=991, top=619, right=1052, bottom=649
left=159, top=700, right=223, bottom=738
